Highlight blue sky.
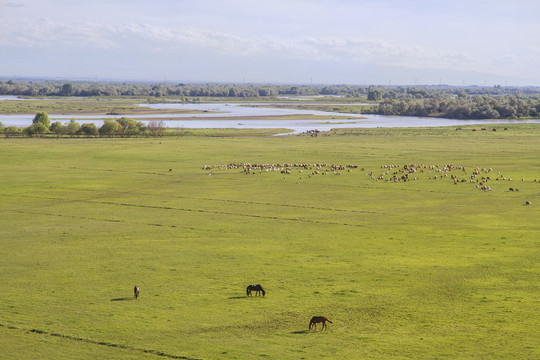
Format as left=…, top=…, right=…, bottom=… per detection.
left=1, top=0, right=539, bottom=85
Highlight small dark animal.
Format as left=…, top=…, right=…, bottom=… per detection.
left=309, top=316, right=332, bottom=330
left=525, top=201, right=532, bottom=205
left=246, top=284, right=265, bottom=297
left=134, top=285, right=140, bottom=299
left=509, top=188, right=514, bottom=191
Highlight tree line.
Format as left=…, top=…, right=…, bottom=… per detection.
left=0, top=80, right=370, bottom=98
left=1, top=79, right=539, bottom=99
left=0, top=112, right=165, bottom=138
left=378, top=94, right=540, bottom=119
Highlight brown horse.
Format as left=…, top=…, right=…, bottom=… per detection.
left=309, top=316, right=332, bottom=330
left=134, top=285, right=140, bottom=299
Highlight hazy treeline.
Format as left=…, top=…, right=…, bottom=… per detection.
left=1, top=79, right=539, bottom=99
left=0, top=79, right=370, bottom=97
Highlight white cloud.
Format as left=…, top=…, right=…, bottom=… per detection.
left=0, top=19, right=120, bottom=49
left=1, top=17, right=537, bottom=84
left=0, top=19, right=474, bottom=67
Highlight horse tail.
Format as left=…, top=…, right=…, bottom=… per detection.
left=246, top=285, right=250, bottom=296
left=326, top=318, right=332, bottom=323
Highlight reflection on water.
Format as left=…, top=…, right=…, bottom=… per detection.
left=1, top=102, right=539, bottom=135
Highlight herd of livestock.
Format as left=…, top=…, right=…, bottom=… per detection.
left=202, top=162, right=535, bottom=204
left=133, top=284, right=332, bottom=330
left=203, top=162, right=359, bottom=176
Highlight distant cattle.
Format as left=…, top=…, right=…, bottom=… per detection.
left=134, top=285, right=140, bottom=299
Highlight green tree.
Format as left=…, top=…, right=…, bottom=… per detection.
left=61, top=83, right=74, bottom=96
left=24, top=123, right=48, bottom=137
left=33, top=112, right=50, bottom=129
left=4, top=126, right=19, bottom=138
left=135, top=121, right=147, bottom=135
left=99, top=119, right=120, bottom=137
left=50, top=121, right=67, bottom=137
left=367, top=89, right=383, bottom=101
left=66, top=120, right=81, bottom=137
left=116, top=117, right=140, bottom=137
left=80, top=123, right=98, bottom=137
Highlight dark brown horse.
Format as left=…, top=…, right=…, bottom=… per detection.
left=309, top=316, right=332, bottom=330
left=134, top=285, right=140, bottom=299
left=246, top=284, right=265, bottom=297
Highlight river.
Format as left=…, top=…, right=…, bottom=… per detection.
left=1, top=98, right=539, bottom=134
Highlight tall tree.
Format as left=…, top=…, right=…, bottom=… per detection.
left=66, top=120, right=81, bottom=137
left=99, top=119, right=120, bottom=137
left=33, top=112, right=50, bottom=129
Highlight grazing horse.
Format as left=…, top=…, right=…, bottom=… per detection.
left=309, top=316, right=332, bottom=330
left=134, top=285, right=140, bottom=299
left=246, top=284, right=265, bottom=297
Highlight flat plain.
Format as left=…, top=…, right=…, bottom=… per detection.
left=0, top=124, right=538, bottom=359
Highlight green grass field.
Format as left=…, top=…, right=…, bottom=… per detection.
left=0, top=125, right=538, bottom=359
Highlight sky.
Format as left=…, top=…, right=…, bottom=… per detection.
left=1, top=0, right=540, bottom=86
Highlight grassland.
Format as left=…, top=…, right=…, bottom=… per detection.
left=0, top=125, right=539, bottom=359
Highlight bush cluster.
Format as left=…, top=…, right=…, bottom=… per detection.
left=1, top=115, right=165, bottom=138
left=379, top=95, right=540, bottom=119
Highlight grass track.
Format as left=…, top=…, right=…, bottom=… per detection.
left=0, top=125, right=539, bottom=359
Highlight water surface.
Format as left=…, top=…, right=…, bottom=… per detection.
left=1, top=101, right=539, bottom=134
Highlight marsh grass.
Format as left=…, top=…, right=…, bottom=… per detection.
left=0, top=97, right=203, bottom=115
left=0, top=125, right=538, bottom=359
